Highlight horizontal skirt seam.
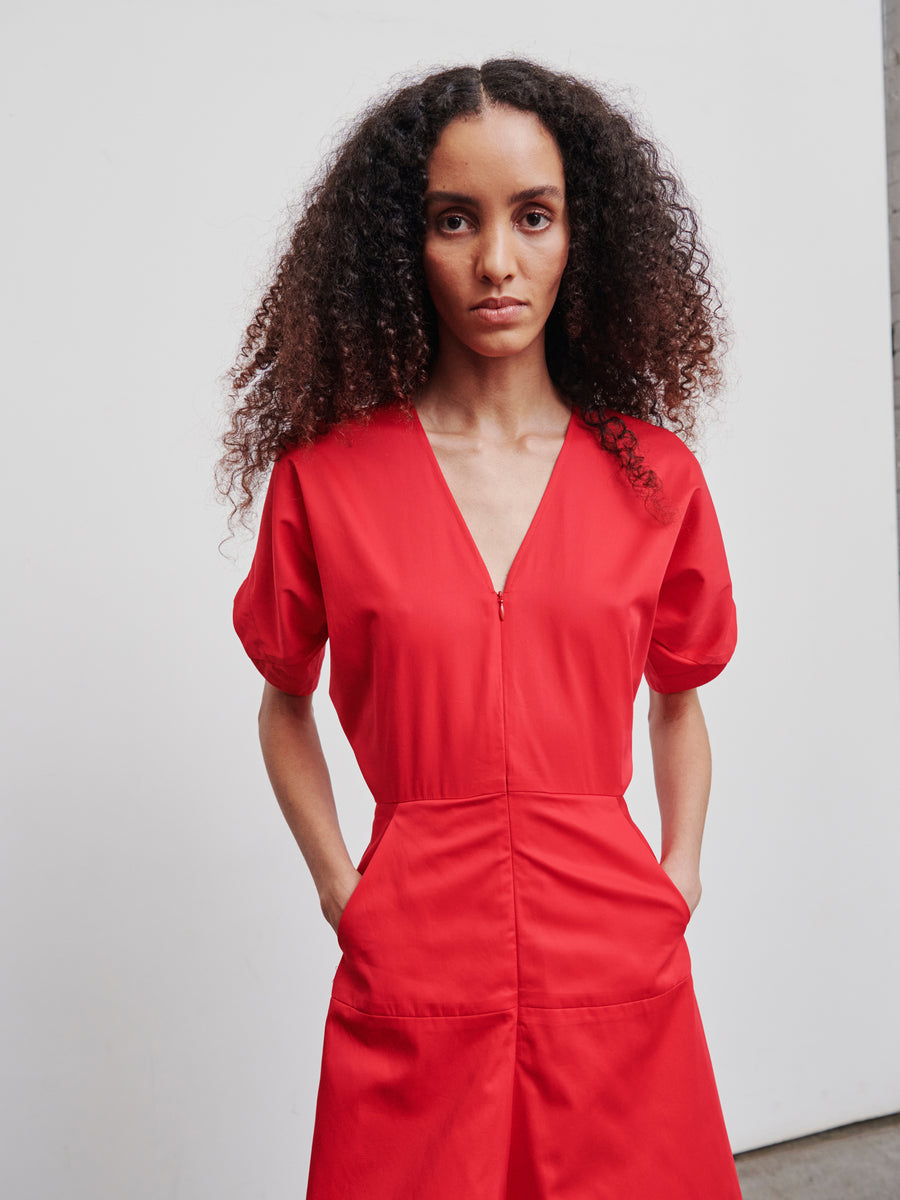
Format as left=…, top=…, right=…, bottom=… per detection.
left=519, top=975, right=692, bottom=1013
left=331, top=995, right=518, bottom=1019
left=331, top=977, right=692, bottom=1020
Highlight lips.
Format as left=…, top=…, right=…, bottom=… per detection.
left=472, top=297, right=526, bottom=310
left=470, top=296, right=529, bottom=326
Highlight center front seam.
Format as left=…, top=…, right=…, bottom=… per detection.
left=497, top=580, right=526, bottom=1191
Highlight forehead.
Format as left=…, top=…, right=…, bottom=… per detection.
left=426, top=105, right=565, bottom=194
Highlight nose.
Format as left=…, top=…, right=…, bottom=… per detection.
left=475, top=222, right=516, bottom=285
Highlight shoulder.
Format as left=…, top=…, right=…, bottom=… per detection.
left=270, top=403, right=423, bottom=521
left=614, top=412, right=710, bottom=501
left=274, top=402, right=409, bottom=479
left=611, top=411, right=698, bottom=464
left=607, top=410, right=706, bottom=492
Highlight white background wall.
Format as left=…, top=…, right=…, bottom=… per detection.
left=2, top=1, right=899, bottom=1195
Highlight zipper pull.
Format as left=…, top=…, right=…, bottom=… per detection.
left=497, top=590, right=504, bottom=620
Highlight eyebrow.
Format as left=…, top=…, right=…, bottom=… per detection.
left=424, top=185, right=564, bottom=206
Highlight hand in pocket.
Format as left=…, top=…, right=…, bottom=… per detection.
left=660, top=859, right=701, bottom=917
left=322, top=868, right=363, bottom=935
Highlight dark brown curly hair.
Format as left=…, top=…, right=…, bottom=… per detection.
left=217, top=57, right=730, bottom=533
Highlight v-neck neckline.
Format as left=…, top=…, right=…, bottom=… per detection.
left=409, top=404, right=576, bottom=595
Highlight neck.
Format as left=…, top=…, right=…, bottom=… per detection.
left=417, top=335, right=569, bottom=437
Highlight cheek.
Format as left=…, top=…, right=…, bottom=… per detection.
left=534, top=237, right=570, bottom=291
left=422, top=247, right=454, bottom=304
left=424, top=255, right=470, bottom=320
left=552, top=230, right=571, bottom=279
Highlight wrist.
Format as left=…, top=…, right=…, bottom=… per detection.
left=659, top=854, right=702, bottom=915
left=318, top=865, right=361, bottom=925
left=660, top=847, right=699, bottom=875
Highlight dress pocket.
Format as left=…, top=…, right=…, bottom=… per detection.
left=335, top=803, right=397, bottom=951
left=615, top=798, right=692, bottom=926
left=651, top=855, right=692, bottom=924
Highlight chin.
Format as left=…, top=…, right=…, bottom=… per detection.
left=464, top=327, right=542, bottom=358
left=475, top=344, right=531, bottom=360
left=478, top=335, right=542, bottom=360
left=435, top=313, right=547, bottom=361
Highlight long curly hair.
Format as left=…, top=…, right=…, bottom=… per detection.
left=217, top=57, right=730, bottom=533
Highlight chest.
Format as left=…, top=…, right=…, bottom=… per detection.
left=303, top=412, right=677, bottom=657
left=416, top=419, right=570, bottom=595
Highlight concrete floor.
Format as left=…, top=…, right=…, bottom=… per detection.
left=734, top=1113, right=900, bottom=1200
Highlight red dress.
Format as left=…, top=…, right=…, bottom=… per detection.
left=233, top=400, right=741, bottom=1199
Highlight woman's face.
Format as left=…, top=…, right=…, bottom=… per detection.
left=422, top=104, right=570, bottom=363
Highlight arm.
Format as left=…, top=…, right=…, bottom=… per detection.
left=257, top=681, right=360, bottom=934
left=647, top=686, right=711, bottom=916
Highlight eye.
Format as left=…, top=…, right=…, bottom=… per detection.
left=435, top=212, right=472, bottom=234
left=519, top=209, right=551, bottom=231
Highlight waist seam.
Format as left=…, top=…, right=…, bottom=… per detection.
left=371, top=789, right=625, bottom=805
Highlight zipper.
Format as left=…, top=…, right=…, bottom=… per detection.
left=495, top=584, right=518, bottom=1006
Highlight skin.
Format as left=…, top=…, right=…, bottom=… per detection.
left=415, top=104, right=573, bottom=595
left=257, top=105, right=709, bottom=933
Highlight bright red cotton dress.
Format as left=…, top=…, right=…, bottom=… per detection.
left=233, top=399, right=741, bottom=1200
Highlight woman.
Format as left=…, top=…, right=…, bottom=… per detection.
left=220, top=58, right=741, bottom=1200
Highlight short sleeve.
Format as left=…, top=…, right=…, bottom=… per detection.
left=643, top=470, right=737, bottom=694
left=233, top=453, right=328, bottom=697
